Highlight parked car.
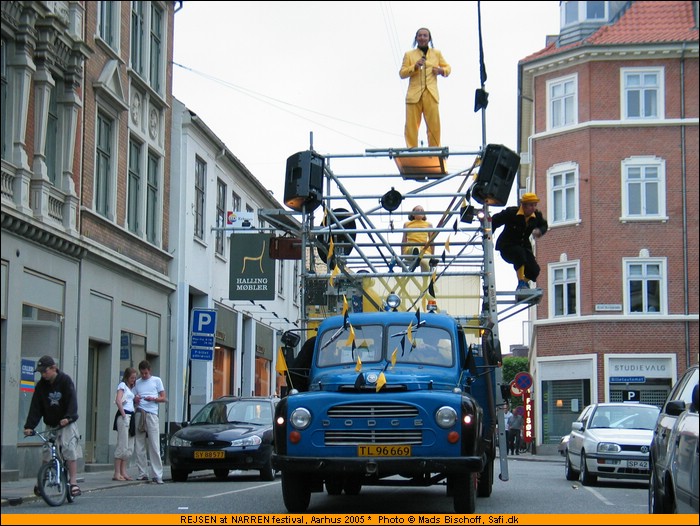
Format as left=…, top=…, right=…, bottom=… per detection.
left=169, top=396, right=279, bottom=482
left=564, top=402, right=660, bottom=485
left=649, top=365, right=699, bottom=514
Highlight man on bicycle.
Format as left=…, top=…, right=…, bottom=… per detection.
left=24, top=355, right=83, bottom=497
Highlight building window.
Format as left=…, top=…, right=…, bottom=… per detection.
left=1, top=40, right=8, bottom=159
left=621, top=156, right=666, bottom=220
left=127, top=139, right=142, bottom=234
left=146, top=151, right=160, bottom=244
left=149, top=3, right=163, bottom=93
left=130, top=1, right=145, bottom=76
left=231, top=191, right=241, bottom=212
left=550, top=262, right=579, bottom=317
left=622, top=68, right=663, bottom=120
left=278, top=259, right=285, bottom=296
left=46, top=87, right=59, bottom=185
left=547, top=75, right=577, bottom=129
left=95, top=112, right=114, bottom=218
left=98, top=1, right=118, bottom=49
left=216, top=179, right=226, bottom=256
left=562, top=1, right=606, bottom=25
left=624, top=257, right=666, bottom=314
left=194, top=156, right=206, bottom=240
left=547, top=163, right=578, bottom=225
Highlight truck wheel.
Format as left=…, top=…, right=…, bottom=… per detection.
left=281, top=472, right=311, bottom=512
left=477, top=458, right=493, bottom=497
left=451, top=472, right=476, bottom=513
left=325, top=479, right=343, bottom=495
left=343, top=476, right=362, bottom=495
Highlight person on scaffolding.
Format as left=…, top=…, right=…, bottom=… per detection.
left=402, top=205, right=438, bottom=272
left=491, top=193, right=548, bottom=291
left=399, top=27, right=451, bottom=148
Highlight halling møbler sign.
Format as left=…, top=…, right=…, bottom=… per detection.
left=229, top=233, right=275, bottom=300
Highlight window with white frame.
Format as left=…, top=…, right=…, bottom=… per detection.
left=130, top=1, right=165, bottom=95
left=547, top=75, right=577, bottom=129
left=95, top=112, right=115, bottom=218
left=98, top=1, right=119, bottom=50
left=127, top=138, right=142, bottom=234
left=548, top=163, right=579, bottom=225
left=621, top=156, right=666, bottom=220
left=624, top=258, right=665, bottom=314
left=216, top=179, right=226, bottom=256
left=231, top=191, right=241, bottom=212
left=563, top=1, right=606, bottom=25
left=146, top=151, right=160, bottom=244
left=550, top=262, right=579, bottom=317
left=622, top=68, right=663, bottom=120
left=194, top=157, right=206, bottom=240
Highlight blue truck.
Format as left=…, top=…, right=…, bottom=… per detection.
left=273, top=298, right=500, bottom=513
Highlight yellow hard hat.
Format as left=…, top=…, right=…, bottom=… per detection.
left=520, top=192, right=539, bottom=204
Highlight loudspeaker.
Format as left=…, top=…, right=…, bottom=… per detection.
left=472, top=144, right=520, bottom=206
left=284, top=151, right=324, bottom=212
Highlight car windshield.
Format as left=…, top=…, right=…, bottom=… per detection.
left=191, top=400, right=272, bottom=425
left=388, top=324, right=453, bottom=367
left=589, top=405, right=660, bottom=430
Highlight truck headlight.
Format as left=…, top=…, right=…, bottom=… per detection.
left=435, top=406, right=458, bottom=428
left=290, top=407, right=312, bottom=430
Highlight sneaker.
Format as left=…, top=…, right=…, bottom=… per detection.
left=516, top=280, right=530, bottom=291
left=137, top=475, right=149, bottom=481
left=152, top=478, right=164, bottom=484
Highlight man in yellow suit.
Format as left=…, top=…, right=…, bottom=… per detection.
left=400, top=28, right=451, bottom=148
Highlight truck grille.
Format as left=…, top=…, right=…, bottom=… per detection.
left=327, top=403, right=419, bottom=418
left=325, top=429, right=422, bottom=445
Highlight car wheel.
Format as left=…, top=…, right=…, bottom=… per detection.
left=214, top=469, right=229, bottom=480
left=648, top=463, right=664, bottom=513
left=580, top=451, right=597, bottom=486
left=564, top=451, right=579, bottom=481
left=171, top=468, right=188, bottom=482
left=259, top=457, right=275, bottom=481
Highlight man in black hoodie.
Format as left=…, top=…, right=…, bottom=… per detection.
left=24, top=355, right=83, bottom=497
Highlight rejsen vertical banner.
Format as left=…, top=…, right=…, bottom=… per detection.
left=229, top=233, right=275, bottom=300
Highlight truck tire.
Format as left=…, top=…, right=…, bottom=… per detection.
left=451, top=472, right=476, bottom=513
left=281, top=472, right=311, bottom=512
left=325, top=479, right=343, bottom=495
left=477, top=458, right=494, bottom=497
left=343, top=476, right=362, bottom=495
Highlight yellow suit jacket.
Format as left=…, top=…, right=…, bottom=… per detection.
left=399, top=48, right=451, bottom=104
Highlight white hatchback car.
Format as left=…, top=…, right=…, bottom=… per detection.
left=564, top=402, right=660, bottom=485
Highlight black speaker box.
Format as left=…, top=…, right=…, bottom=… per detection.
left=472, top=144, right=520, bottom=206
left=284, top=151, right=324, bottom=212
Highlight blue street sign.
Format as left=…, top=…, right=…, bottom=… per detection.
left=190, top=308, right=217, bottom=361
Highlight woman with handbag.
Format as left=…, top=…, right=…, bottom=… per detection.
left=112, top=367, right=137, bottom=481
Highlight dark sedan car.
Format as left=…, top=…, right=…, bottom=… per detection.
left=169, top=396, right=279, bottom=482
left=649, top=365, right=699, bottom=514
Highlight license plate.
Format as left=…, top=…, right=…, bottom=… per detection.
left=627, top=460, right=648, bottom=469
left=194, top=450, right=225, bottom=459
left=357, top=445, right=411, bottom=457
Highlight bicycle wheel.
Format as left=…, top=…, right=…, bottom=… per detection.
left=37, top=460, right=67, bottom=506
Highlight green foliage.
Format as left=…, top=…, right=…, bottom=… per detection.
left=502, top=356, right=529, bottom=409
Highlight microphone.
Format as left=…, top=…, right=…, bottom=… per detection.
left=420, top=50, right=426, bottom=69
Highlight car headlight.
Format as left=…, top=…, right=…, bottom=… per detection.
left=290, top=407, right=312, bottom=430
left=170, top=435, right=191, bottom=447
left=435, top=406, right=458, bottom=428
left=232, top=435, right=262, bottom=447
left=597, top=442, right=621, bottom=453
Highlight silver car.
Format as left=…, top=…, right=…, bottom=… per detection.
left=564, top=402, right=660, bottom=485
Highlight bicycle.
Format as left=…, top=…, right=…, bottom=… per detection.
left=26, top=427, right=76, bottom=506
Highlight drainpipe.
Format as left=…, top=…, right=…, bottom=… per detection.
left=679, top=43, right=690, bottom=368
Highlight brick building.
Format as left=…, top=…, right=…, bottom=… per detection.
left=516, top=1, right=698, bottom=449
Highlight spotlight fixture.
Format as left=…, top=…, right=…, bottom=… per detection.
left=460, top=204, right=475, bottom=223
left=380, top=188, right=403, bottom=213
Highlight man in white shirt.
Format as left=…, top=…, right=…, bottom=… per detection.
left=133, top=360, right=167, bottom=483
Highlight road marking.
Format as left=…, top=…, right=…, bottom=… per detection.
left=204, top=481, right=279, bottom=499
left=581, top=485, right=614, bottom=506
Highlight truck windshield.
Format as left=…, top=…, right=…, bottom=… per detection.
left=317, top=325, right=384, bottom=367
left=389, top=325, right=453, bottom=367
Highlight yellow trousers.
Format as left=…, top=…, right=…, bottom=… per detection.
left=404, top=91, right=441, bottom=148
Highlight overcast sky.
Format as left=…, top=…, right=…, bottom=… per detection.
left=172, top=1, right=562, bottom=349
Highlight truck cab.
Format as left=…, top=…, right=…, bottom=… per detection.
left=273, top=301, right=494, bottom=513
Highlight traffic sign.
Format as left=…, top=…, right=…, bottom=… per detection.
left=190, top=308, right=217, bottom=361
left=510, top=381, right=523, bottom=397
left=514, top=371, right=533, bottom=390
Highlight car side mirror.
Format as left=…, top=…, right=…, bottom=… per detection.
left=571, top=421, right=583, bottom=432
left=665, top=399, right=686, bottom=417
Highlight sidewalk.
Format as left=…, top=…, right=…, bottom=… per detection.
left=2, top=454, right=560, bottom=508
